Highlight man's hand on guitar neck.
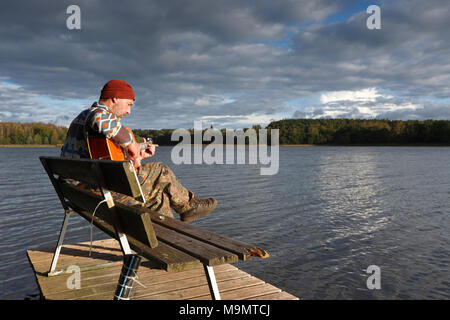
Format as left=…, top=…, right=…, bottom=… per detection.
left=126, top=137, right=157, bottom=162
left=125, top=131, right=158, bottom=169
left=140, top=137, right=157, bottom=159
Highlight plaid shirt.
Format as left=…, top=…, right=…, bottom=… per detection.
left=60, top=102, right=132, bottom=159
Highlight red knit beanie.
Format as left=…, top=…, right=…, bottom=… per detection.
left=100, top=79, right=135, bottom=101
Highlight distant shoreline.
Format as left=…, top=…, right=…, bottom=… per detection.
left=1, top=143, right=448, bottom=148
left=0, top=144, right=62, bottom=148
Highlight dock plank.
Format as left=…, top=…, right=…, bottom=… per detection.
left=248, top=291, right=299, bottom=300
left=27, top=240, right=124, bottom=275
left=49, top=265, right=241, bottom=300
left=219, top=283, right=281, bottom=300
left=27, top=239, right=299, bottom=300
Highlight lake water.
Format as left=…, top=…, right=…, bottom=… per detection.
left=0, top=146, right=448, bottom=300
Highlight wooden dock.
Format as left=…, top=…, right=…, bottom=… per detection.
left=26, top=238, right=299, bottom=300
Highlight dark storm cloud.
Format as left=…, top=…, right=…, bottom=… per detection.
left=0, top=0, right=449, bottom=128
left=290, top=0, right=450, bottom=96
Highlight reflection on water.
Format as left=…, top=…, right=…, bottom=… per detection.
left=0, top=146, right=449, bottom=299
left=318, top=149, right=390, bottom=240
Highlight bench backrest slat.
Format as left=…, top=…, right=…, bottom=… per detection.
left=40, top=156, right=144, bottom=201
left=60, top=182, right=158, bottom=248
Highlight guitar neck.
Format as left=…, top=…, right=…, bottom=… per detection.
left=139, top=138, right=153, bottom=150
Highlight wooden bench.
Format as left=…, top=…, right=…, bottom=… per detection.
left=39, top=156, right=269, bottom=300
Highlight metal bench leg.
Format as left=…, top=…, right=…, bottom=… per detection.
left=204, top=265, right=221, bottom=300
left=48, top=210, right=71, bottom=276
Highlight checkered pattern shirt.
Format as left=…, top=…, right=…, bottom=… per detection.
left=60, top=102, right=133, bottom=159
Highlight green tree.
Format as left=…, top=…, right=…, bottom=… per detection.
left=33, top=133, right=43, bottom=144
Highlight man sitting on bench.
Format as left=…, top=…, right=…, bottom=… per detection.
left=60, top=79, right=217, bottom=223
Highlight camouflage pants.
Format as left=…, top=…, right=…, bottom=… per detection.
left=113, top=162, right=192, bottom=218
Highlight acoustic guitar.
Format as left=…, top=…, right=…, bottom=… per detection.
left=87, top=128, right=155, bottom=169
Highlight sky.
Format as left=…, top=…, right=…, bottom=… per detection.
left=0, top=0, right=449, bottom=129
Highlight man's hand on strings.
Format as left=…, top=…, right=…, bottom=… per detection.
left=126, top=140, right=141, bottom=161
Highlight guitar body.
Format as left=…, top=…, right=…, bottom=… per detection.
left=87, top=128, right=153, bottom=169
left=87, top=135, right=126, bottom=161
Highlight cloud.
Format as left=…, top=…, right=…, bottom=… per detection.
left=375, top=102, right=450, bottom=120
left=320, top=88, right=385, bottom=104
left=0, top=0, right=448, bottom=129
left=194, top=95, right=235, bottom=107
left=293, top=87, right=417, bottom=119
left=0, top=81, right=89, bottom=126
left=292, top=87, right=450, bottom=120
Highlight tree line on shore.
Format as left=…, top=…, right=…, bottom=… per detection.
left=266, top=119, right=450, bottom=145
left=1, top=119, right=449, bottom=146
left=135, top=119, right=450, bottom=145
left=0, top=122, right=68, bottom=145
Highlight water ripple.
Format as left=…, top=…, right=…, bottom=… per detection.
left=1, top=146, right=449, bottom=299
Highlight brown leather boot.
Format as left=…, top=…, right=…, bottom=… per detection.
left=180, top=197, right=218, bottom=223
